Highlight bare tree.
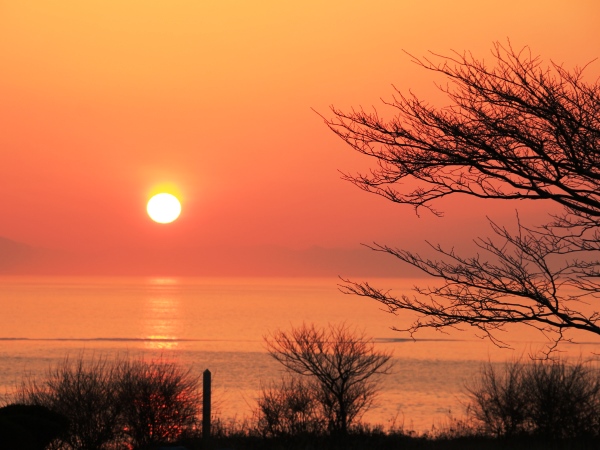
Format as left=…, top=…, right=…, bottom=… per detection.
left=264, top=323, right=393, bottom=434
left=323, top=42, right=600, bottom=350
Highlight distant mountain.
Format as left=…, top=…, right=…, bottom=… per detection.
left=0, top=237, right=36, bottom=272
left=0, top=238, right=423, bottom=277
left=0, top=238, right=81, bottom=275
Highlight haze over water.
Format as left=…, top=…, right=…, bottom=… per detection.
left=2, top=276, right=597, bottom=432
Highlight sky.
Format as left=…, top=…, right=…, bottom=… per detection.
left=1, top=1, right=599, bottom=276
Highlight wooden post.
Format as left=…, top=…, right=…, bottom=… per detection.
left=202, top=369, right=211, bottom=441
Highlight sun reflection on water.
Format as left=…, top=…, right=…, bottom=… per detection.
left=145, top=335, right=179, bottom=350
left=142, top=278, right=182, bottom=350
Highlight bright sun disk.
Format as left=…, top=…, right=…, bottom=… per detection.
left=147, top=193, right=181, bottom=224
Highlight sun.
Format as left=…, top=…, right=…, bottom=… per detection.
left=147, top=193, right=181, bottom=224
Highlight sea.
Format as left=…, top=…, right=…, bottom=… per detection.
left=1, top=276, right=598, bottom=432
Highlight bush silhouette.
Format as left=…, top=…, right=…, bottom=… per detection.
left=467, top=358, right=600, bottom=439
left=14, top=355, right=201, bottom=450
left=255, top=375, right=325, bottom=438
left=118, top=358, right=201, bottom=448
left=525, top=360, right=600, bottom=439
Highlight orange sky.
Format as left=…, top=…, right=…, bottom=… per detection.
left=1, top=1, right=599, bottom=275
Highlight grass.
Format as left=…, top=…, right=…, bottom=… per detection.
left=166, top=418, right=600, bottom=450
left=175, top=433, right=600, bottom=450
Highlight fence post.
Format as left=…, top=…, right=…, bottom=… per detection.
left=202, top=369, right=211, bottom=442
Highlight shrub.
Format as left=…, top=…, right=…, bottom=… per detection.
left=467, top=358, right=600, bottom=439
left=14, top=355, right=201, bottom=450
left=255, top=376, right=325, bottom=438
left=118, top=358, right=201, bottom=448
left=466, top=360, right=530, bottom=437
left=16, top=356, right=125, bottom=450
left=525, top=359, right=600, bottom=439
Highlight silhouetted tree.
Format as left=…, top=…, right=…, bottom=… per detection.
left=264, top=323, right=393, bottom=434
left=324, top=42, right=600, bottom=350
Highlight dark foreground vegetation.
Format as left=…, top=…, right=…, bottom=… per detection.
left=3, top=329, right=600, bottom=449
left=194, top=429, right=600, bottom=450
left=3, top=355, right=201, bottom=450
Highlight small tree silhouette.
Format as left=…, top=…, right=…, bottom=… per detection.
left=264, top=323, right=393, bottom=435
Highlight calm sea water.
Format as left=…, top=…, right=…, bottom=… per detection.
left=1, top=276, right=598, bottom=432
